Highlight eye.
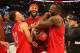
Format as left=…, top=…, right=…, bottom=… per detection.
left=32, top=7, right=34, bottom=9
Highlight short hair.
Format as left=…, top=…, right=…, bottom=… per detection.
left=29, top=3, right=39, bottom=9
left=28, top=3, right=39, bottom=12
left=9, top=11, right=16, bottom=21
left=9, top=11, right=23, bottom=22
left=52, top=3, right=62, bottom=12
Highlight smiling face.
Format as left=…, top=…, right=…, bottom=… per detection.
left=15, top=11, right=25, bottom=21
left=29, top=4, right=38, bottom=17
left=49, top=4, right=58, bottom=15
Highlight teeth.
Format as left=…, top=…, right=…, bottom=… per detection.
left=32, top=12, right=36, bottom=14
left=33, top=13, right=36, bottom=14
left=33, top=12, right=35, bottom=13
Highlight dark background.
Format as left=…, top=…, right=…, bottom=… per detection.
left=0, top=0, right=80, bottom=18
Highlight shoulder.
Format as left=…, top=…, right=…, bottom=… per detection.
left=20, top=22, right=28, bottom=27
left=25, top=17, right=32, bottom=22
left=20, top=22, right=29, bottom=30
left=36, top=16, right=41, bottom=19
left=51, top=15, right=62, bottom=19
left=51, top=15, right=63, bottom=21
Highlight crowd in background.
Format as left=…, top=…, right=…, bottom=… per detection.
left=0, top=2, right=80, bottom=53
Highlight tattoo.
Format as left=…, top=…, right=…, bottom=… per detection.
left=51, top=16, right=63, bottom=27
left=36, top=15, right=63, bottom=29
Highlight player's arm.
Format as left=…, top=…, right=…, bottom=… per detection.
left=36, top=16, right=63, bottom=29
left=12, top=31, right=18, bottom=47
left=40, top=12, right=50, bottom=21
left=21, top=22, right=32, bottom=43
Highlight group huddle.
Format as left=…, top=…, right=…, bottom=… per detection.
left=0, top=3, right=65, bottom=53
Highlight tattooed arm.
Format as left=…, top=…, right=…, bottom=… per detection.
left=36, top=15, right=63, bottom=29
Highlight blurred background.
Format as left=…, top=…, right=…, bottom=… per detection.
left=0, top=0, right=80, bottom=53
left=0, top=0, right=80, bottom=18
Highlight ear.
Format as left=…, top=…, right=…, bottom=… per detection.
left=28, top=8, right=30, bottom=12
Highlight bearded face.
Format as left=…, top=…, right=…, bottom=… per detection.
left=29, top=4, right=38, bottom=17
left=49, top=4, right=59, bottom=16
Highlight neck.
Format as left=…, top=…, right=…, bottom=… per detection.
left=30, top=14, right=36, bottom=19
left=16, top=20, right=22, bottom=23
left=52, top=12, right=58, bottom=16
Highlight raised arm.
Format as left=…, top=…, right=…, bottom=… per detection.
left=40, top=12, right=51, bottom=21
left=36, top=15, right=63, bottom=29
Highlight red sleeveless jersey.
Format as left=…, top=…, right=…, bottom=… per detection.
left=47, top=15, right=65, bottom=53
left=12, top=22, right=32, bottom=53
left=0, top=22, right=7, bottom=53
left=26, top=16, right=40, bottom=26
left=26, top=16, right=47, bottom=53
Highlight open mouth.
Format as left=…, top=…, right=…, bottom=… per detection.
left=32, top=12, right=37, bottom=14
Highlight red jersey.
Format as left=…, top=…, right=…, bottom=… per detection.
left=26, top=16, right=47, bottom=53
left=47, top=15, right=65, bottom=53
left=12, top=22, right=32, bottom=53
left=26, top=16, right=40, bottom=26
left=0, top=22, right=7, bottom=53
left=0, top=45, right=7, bottom=53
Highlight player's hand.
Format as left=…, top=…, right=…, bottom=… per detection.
left=44, top=12, right=51, bottom=17
left=0, top=41, right=9, bottom=48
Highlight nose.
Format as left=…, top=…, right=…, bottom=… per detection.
left=49, top=9, right=52, bottom=13
left=48, top=10, right=50, bottom=12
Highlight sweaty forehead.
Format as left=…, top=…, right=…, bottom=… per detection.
left=29, top=5, right=38, bottom=9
